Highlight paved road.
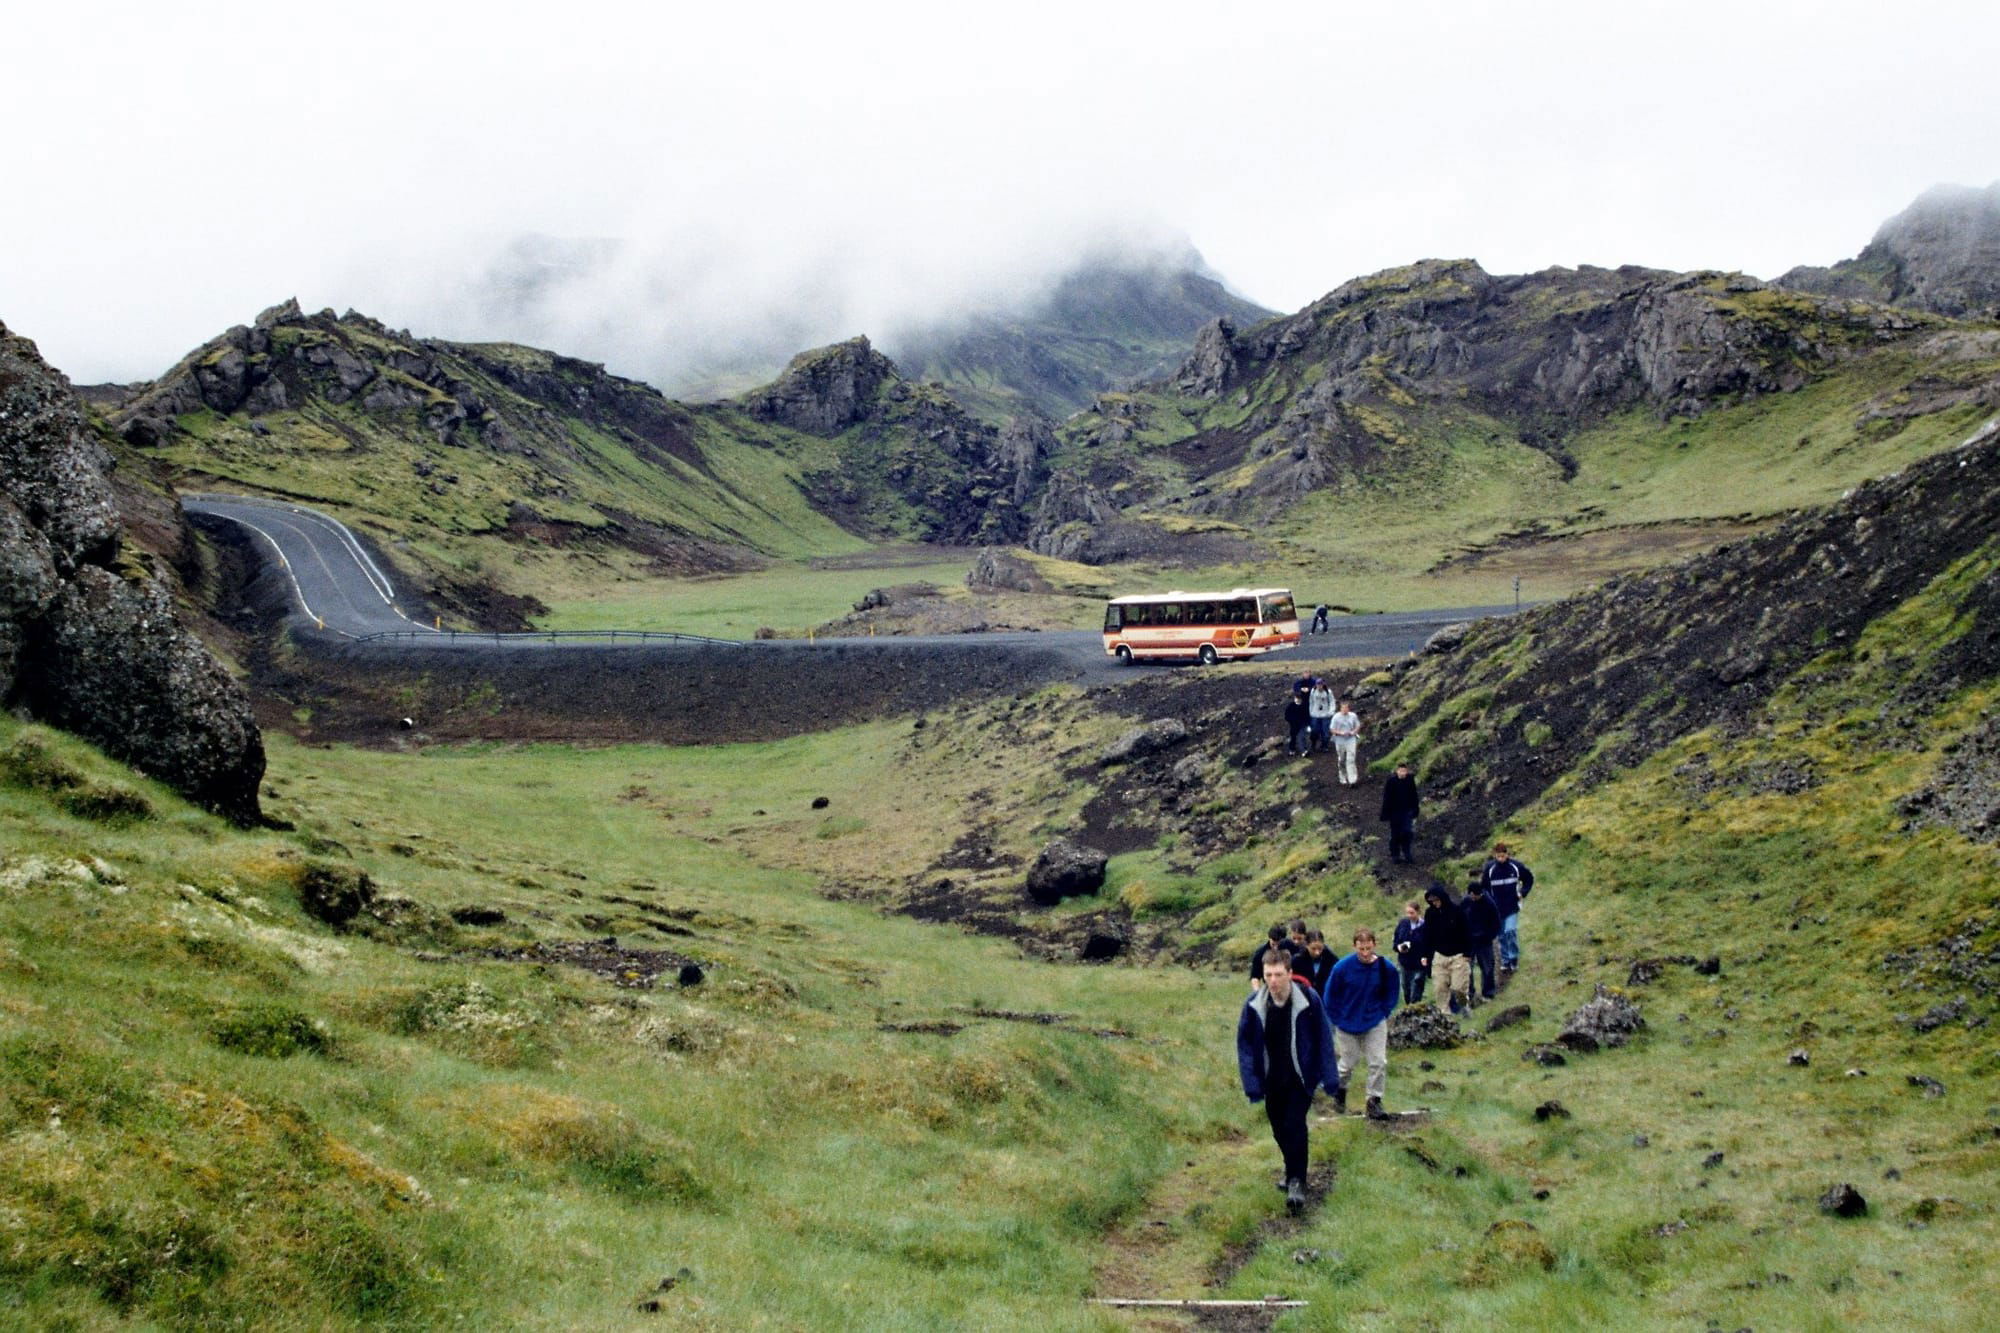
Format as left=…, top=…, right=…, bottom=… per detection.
left=186, top=494, right=1513, bottom=676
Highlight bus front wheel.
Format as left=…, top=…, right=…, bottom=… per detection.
left=1197, top=643, right=1218, bottom=666
left=1114, top=644, right=1133, bottom=664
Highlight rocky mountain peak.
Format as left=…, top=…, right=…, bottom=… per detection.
left=1777, top=180, right=2000, bottom=319
left=742, top=335, right=901, bottom=436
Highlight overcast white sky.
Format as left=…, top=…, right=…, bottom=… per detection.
left=4, top=0, right=1996, bottom=388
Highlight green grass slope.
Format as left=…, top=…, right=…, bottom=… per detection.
left=108, top=305, right=868, bottom=627
left=0, top=717, right=1253, bottom=1330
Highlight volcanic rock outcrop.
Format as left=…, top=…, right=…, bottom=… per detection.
left=0, top=321, right=263, bottom=822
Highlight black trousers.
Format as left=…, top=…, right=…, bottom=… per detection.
left=1471, top=940, right=1497, bottom=998
left=1387, top=816, right=1414, bottom=863
left=1264, top=1080, right=1311, bottom=1183
left=1402, top=964, right=1428, bottom=1005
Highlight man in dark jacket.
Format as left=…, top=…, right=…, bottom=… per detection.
left=1283, top=689, right=1311, bottom=757
left=1422, top=885, right=1472, bottom=1015
left=1247, top=923, right=1301, bottom=987
left=1392, top=901, right=1428, bottom=1004
left=1237, top=947, right=1336, bottom=1212
left=1379, top=763, right=1420, bottom=864
left=1480, top=843, right=1535, bottom=973
left=1462, top=874, right=1501, bottom=1004
left=1323, top=927, right=1400, bottom=1119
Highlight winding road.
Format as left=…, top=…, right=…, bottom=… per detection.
left=185, top=494, right=1512, bottom=678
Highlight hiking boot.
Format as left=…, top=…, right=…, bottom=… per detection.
left=1366, top=1096, right=1389, bottom=1120
left=1285, top=1177, right=1306, bottom=1213
left=1331, top=1084, right=1347, bottom=1115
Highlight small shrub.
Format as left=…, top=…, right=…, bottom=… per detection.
left=0, top=735, right=84, bottom=793
left=212, top=1005, right=335, bottom=1058
left=60, top=782, right=153, bottom=824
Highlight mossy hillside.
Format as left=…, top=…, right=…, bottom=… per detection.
left=1223, top=664, right=2000, bottom=1327
left=130, top=312, right=867, bottom=624
left=0, top=719, right=1251, bottom=1330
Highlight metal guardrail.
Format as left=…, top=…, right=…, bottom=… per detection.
left=347, top=628, right=746, bottom=647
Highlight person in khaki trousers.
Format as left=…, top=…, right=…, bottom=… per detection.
left=1422, top=885, right=1472, bottom=1015
left=1323, top=927, right=1400, bottom=1119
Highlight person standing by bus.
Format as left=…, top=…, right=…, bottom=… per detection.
left=1307, top=678, right=1335, bottom=753
left=1311, top=603, right=1330, bottom=634
left=1329, top=696, right=1362, bottom=785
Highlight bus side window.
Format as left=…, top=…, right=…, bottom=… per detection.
left=1104, top=605, right=1123, bottom=632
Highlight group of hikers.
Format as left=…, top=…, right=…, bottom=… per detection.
left=1233, top=845, right=1537, bottom=1211
left=1282, top=675, right=1363, bottom=785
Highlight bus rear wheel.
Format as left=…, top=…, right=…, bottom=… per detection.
left=1197, top=643, right=1218, bottom=666
left=1114, top=644, right=1133, bottom=664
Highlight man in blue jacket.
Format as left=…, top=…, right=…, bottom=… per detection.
left=1480, top=843, right=1535, bottom=973
left=1237, top=947, right=1336, bottom=1212
left=1323, top=927, right=1401, bottom=1120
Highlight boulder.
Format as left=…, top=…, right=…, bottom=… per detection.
left=1533, top=1100, right=1571, bottom=1121
left=1100, top=718, right=1191, bottom=765
left=964, top=548, right=1045, bottom=593
left=1079, top=928, right=1127, bottom=962
left=0, top=322, right=263, bottom=823
left=297, top=863, right=375, bottom=927
left=1421, top=622, right=1471, bottom=655
left=1818, top=1182, right=1868, bottom=1218
left=1555, top=984, right=1645, bottom=1052
left=1387, top=1006, right=1464, bottom=1050
left=1024, top=838, right=1108, bottom=905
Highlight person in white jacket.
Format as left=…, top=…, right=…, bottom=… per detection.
left=1307, top=680, right=1335, bottom=753
left=1328, top=697, right=1361, bottom=786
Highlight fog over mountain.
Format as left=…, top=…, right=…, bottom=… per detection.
left=328, top=219, right=1232, bottom=402
left=5, top=3, right=1998, bottom=389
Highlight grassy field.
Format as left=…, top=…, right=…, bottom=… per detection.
left=3, top=626, right=1997, bottom=1327
left=0, top=718, right=1259, bottom=1330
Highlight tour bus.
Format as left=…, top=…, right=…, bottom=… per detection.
left=1101, top=588, right=1301, bottom=664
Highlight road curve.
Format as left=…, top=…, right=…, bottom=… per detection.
left=185, top=494, right=1514, bottom=677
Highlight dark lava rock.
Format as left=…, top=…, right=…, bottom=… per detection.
left=1907, top=1074, right=1946, bottom=1098
left=1485, top=1004, right=1532, bottom=1033
left=1388, top=1006, right=1464, bottom=1051
left=1533, top=1100, right=1571, bottom=1121
left=677, top=963, right=705, bottom=988
left=1025, top=837, right=1108, bottom=905
left=1912, top=999, right=1968, bottom=1033
left=1422, top=622, right=1470, bottom=655
left=1627, top=958, right=1669, bottom=987
left=1695, top=955, right=1722, bottom=976
left=1522, top=1044, right=1568, bottom=1067
left=1556, top=984, right=1645, bottom=1052
left=1, top=323, right=263, bottom=823
left=449, top=905, right=508, bottom=927
left=811, top=795, right=830, bottom=809
left=1079, top=928, right=1127, bottom=962
left=1818, top=1182, right=1868, bottom=1218
left=1788, top=1048, right=1811, bottom=1066
left=297, top=862, right=375, bottom=927
left=1632, top=1134, right=1650, bottom=1148
left=1702, top=1151, right=1726, bottom=1170
left=1100, top=717, right=1191, bottom=765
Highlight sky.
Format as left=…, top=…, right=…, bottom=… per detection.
left=4, top=0, right=1997, bottom=390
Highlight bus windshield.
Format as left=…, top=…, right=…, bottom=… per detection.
left=1259, top=593, right=1296, bottom=623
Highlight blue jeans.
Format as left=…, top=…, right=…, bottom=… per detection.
left=1499, top=913, right=1520, bottom=968
left=1310, top=718, right=1331, bottom=750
